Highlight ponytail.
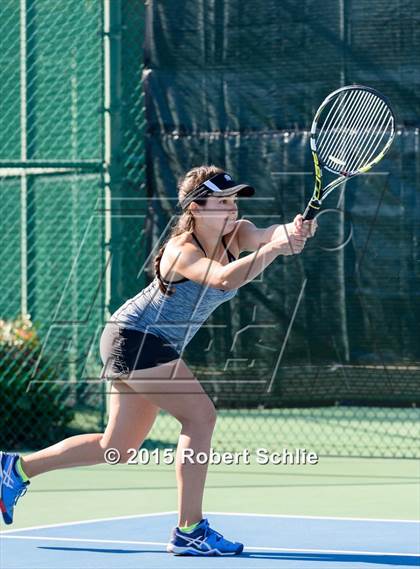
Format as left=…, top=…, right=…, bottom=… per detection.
left=154, top=245, right=172, bottom=295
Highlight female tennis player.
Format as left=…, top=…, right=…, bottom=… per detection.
left=0, top=165, right=316, bottom=556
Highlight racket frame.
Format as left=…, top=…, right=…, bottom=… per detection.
left=303, top=84, right=396, bottom=220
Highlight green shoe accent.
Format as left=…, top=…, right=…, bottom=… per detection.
left=180, top=520, right=202, bottom=533
left=15, top=458, right=30, bottom=482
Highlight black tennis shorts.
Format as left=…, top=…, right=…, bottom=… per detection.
left=99, top=322, right=180, bottom=380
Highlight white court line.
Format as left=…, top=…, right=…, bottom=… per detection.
left=1, top=509, right=418, bottom=536
left=0, top=510, right=177, bottom=534
left=206, top=511, right=420, bottom=524
left=0, top=535, right=166, bottom=546
left=1, top=535, right=419, bottom=558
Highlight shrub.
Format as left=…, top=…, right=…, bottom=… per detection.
left=0, top=314, right=75, bottom=449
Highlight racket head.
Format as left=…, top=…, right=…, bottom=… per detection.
left=311, top=85, right=395, bottom=177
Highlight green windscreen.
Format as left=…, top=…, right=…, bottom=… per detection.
left=142, top=1, right=420, bottom=412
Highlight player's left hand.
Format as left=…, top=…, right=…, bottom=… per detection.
left=294, top=214, right=317, bottom=238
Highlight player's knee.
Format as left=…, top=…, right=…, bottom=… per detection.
left=99, top=435, right=131, bottom=460
left=100, top=445, right=134, bottom=464
left=206, top=404, right=217, bottom=427
left=182, top=401, right=217, bottom=431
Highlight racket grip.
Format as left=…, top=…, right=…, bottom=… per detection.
left=303, top=199, right=321, bottom=220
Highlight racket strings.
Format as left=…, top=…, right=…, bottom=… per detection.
left=320, top=91, right=376, bottom=168
left=328, top=92, right=381, bottom=164
left=320, top=97, right=392, bottom=173
left=350, top=111, right=393, bottom=172
left=316, top=90, right=364, bottom=156
left=317, top=89, right=367, bottom=157
left=344, top=103, right=392, bottom=173
left=329, top=94, right=385, bottom=171
left=340, top=97, right=387, bottom=166
left=319, top=91, right=380, bottom=169
left=315, top=89, right=394, bottom=174
left=315, top=93, right=348, bottom=145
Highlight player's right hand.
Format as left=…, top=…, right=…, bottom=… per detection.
left=272, top=232, right=307, bottom=256
left=272, top=218, right=308, bottom=255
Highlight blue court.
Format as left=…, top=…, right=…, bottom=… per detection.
left=1, top=512, right=419, bottom=568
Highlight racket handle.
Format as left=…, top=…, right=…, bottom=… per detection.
left=303, top=199, right=321, bottom=220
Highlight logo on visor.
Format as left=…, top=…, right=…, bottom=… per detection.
left=224, top=174, right=232, bottom=181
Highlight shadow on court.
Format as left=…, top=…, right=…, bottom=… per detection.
left=38, top=546, right=420, bottom=566
left=242, top=552, right=420, bottom=566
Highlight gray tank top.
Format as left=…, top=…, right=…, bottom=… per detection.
left=110, top=232, right=238, bottom=354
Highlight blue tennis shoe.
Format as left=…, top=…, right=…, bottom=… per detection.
left=0, top=452, right=30, bottom=525
left=167, top=517, right=244, bottom=556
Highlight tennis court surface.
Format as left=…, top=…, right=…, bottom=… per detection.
left=1, top=459, right=419, bottom=569
left=2, top=512, right=419, bottom=568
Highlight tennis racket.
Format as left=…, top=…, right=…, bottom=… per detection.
left=303, top=85, right=396, bottom=220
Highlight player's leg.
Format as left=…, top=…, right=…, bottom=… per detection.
left=118, top=359, right=243, bottom=555
left=19, top=381, right=159, bottom=478
left=118, top=358, right=216, bottom=528
left=1, top=380, right=159, bottom=524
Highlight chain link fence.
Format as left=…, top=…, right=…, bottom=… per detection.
left=0, top=0, right=106, bottom=446
left=1, top=1, right=419, bottom=459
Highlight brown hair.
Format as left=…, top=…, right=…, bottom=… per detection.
left=153, top=165, right=225, bottom=296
